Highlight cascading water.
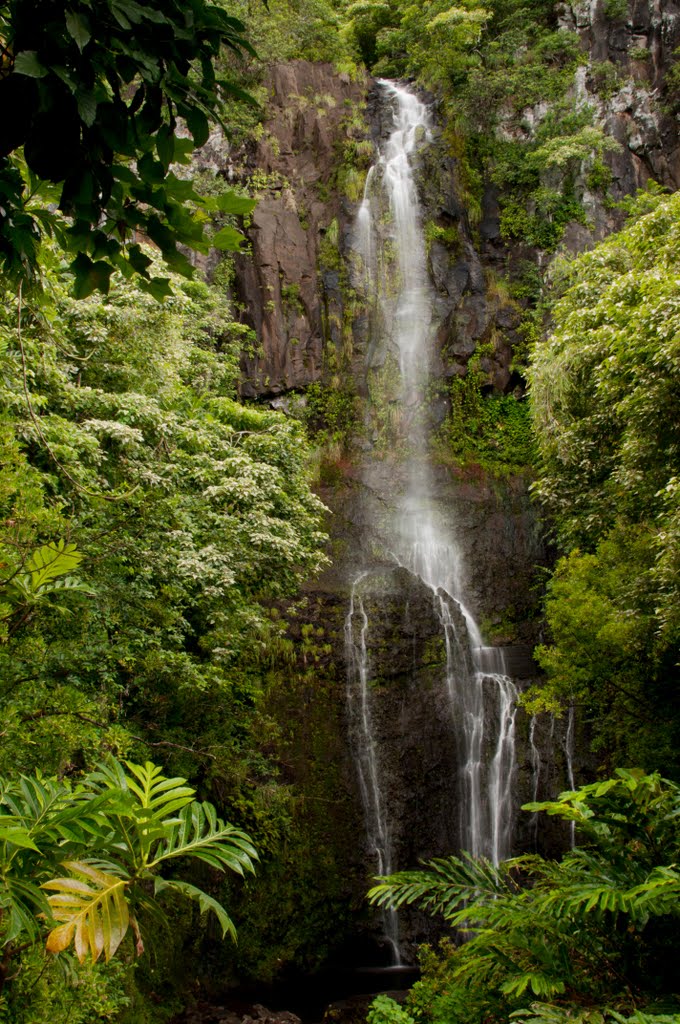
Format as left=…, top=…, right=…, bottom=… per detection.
left=529, top=715, right=542, bottom=846
left=346, top=79, right=520, bottom=956
left=345, top=578, right=401, bottom=964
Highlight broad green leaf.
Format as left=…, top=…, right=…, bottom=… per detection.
left=156, top=125, right=174, bottom=170
left=65, top=10, right=92, bottom=51
left=111, top=0, right=145, bottom=24
left=0, top=825, right=40, bottom=851
left=137, top=153, right=166, bottom=185
left=164, top=173, right=201, bottom=202
left=26, top=540, right=82, bottom=592
left=12, top=51, right=48, bottom=78
left=76, top=90, right=97, bottom=127
left=212, top=225, right=247, bottom=251
left=13, top=51, right=48, bottom=78
left=71, top=254, right=115, bottom=298
left=143, top=276, right=173, bottom=301
left=215, top=190, right=257, bottom=216
left=185, top=108, right=210, bottom=147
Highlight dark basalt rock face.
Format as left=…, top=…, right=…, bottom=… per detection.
left=230, top=62, right=369, bottom=398
left=296, top=457, right=573, bottom=956
left=559, top=0, right=680, bottom=236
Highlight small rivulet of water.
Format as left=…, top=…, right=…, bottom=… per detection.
left=345, top=576, right=402, bottom=965
left=346, top=80, right=520, bottom=959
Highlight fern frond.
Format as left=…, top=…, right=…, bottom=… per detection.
left=368, top=853, right=515, bottom=921
left=150, top=801, right=258, bottom=874
left=154, top=877, right=237, bottom=941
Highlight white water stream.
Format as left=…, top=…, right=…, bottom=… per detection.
left=345, top=81, right=520, bottom=958
left=344, top=577, right=402, bottom=963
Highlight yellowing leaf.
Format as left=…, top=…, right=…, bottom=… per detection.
left=43, top=861, right=130, bottom=963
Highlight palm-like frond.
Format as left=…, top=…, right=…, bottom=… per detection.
left=154, top=877, right=237, bottom=940
left=43, top=861, right=130, bottom=962
left=1, top=758, right=257, bottom=961
left=368, top=852, right=518, bottom=922
left=88, top=758, right=195, bottom=820
left=538, top=863, right=680, bottom=924
left=150, top=801, right=258, bottom=874
left=0, top=874, right=50, bottom=943
left=0, top=774, right=105, bottom=847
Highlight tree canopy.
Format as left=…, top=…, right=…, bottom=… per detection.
left=0, top=0, right=257, bottom=295
left=528, top=189, right=680, bottom=770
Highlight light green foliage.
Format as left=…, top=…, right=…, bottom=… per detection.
left=0, top=949, right=132, bottom=1024
left=348, top=0, right=611, bottom=251
left=531, top=188, right=680, bottom=545
left=604, top=0, right=629, bottom=20
left=346, top=0, right=492, bottom=85
left=529, top=189, right=680, bottom=768
left=590, top=60, right=625, bottom=100
left=229, top=0, right=353, bottom=66
left=424, top=220, right=460, bottom=255
left=368, top=994, right=416, bottom=1024
left=369, top=771, right=680, bottom=1024
left=0, top=242, right=332, bottom=1000
left=0, top=253, right=328, bottom=775
left=305, top=381, right=359, bottom=452
left=0, top=540, right=94, bottom=640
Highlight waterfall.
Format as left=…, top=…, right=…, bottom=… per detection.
left=345, top=577, right=402, bottom=964
left=529, top=715, right=541, bottom=846
left=346, top=79, right=520, bottom=958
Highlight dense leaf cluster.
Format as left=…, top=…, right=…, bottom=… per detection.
left=0, top=758, right=256, bottom=1004
left=528, top=190, right=680, bottom=770
left=0, top=255, right=327, bottom=775
left=369, top=771, right=680, bottom=1024
left=0, top=0, right=257, bottom=293
left=343, top=0, right=614, bottom=251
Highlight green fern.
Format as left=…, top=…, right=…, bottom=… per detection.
left=368, top=771, right=680, bottom=1018
left=151, top=800, right=258, bottom=874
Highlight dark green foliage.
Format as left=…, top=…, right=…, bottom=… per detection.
left=0, top=759, right=256, bottom=1019
left=0, top=245, right=334, bottom=1008
left=368, top=771, right=680, bottom=1024
left=433, top=351, right=535, bottom=475
left=603, top=0, right=629, bottom=21
left=0, top=0, right=257, bottom=293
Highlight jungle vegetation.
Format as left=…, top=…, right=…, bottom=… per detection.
left=1, top=0, right=680, bottom=1022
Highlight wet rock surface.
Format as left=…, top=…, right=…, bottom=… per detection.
left=175, top=1005, right=302, bottom=1024
left=231, top=62, right=369, bottom=398
left=213, top=17, right=680, bottom=974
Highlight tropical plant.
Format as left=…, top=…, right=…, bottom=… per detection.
left=0, top=539, right=94, bottom=638
left=0, top=757, right=257, bottom=990
left=528, top=188, right=680, bottom=770
left=368, top=770, right=680, bottom=1024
